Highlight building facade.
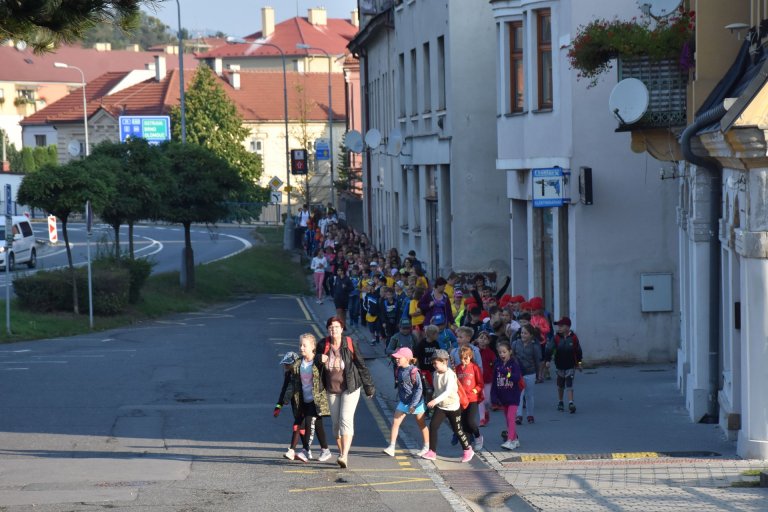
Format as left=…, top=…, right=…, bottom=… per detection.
left=350, top=0, right=510, bottom=278
left=490, top=0, right=679, bottom=362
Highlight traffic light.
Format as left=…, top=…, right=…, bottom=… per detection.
left=290, top=149, right=308, bottom=175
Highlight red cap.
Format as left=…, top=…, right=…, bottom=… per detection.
left=511, top=295, right=525, bottom=303
left=529, top=297, right=544, bottom=310
left=555, top=316, right=572, bottom=327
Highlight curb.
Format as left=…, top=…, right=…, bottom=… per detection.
left=499, top=450, right=724, bottom=464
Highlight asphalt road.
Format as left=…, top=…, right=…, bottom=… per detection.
left=0, top=295, right=460, bottom=511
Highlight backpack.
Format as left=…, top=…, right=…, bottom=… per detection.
left=410, top=366, right=432, bottom=403
left=322, top=336, right=355, bottom=356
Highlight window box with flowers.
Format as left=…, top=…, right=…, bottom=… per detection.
left=567, top=7, right=695, bottom=88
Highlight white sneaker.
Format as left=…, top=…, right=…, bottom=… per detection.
left=416, top=446, right=430, bottom=457
left=502, top=439, right=520, bottom=450
left=383, top=445, right=396, bottom=457
left=318, top=448, right=332, bottom=462
left=283, top=448, right=295, bottom=460
left=474, top=435, right=484, bottom=451
left=307, top=450, right=314, bottom=460
left=295, top=449, right=309, bottom=462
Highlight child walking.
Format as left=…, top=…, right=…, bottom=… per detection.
left=310, top=249, right=328, bottom=304
left=422, top=349, right=475, bottom=463
left=273, top=351, right=305, bottom=460
left=291, top=333, right=332, bottom=462
left=382, top=347, right=430, bottom=457
left=551, top=316, right=583, bottom=413
left=476, top=331, right=496, bottom=426
left=491, top=341, right=523, bottom=450
left=455, top=345, right=484, bottom=451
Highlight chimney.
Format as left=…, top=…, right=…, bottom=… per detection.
left=94, top=42, right=112, bottom=51
left=228, top=64, right=240, bottom=90
left=262, top=6, right=275, bottom=37
left=351, top=9, right=359, bottom=28
left=154, top=55, right=166, bottom=81
left=308, top=7, right=327, bottom=26
left=126, top=43, right=140, bottom=52
left=213, top=57, right=223, bottom=76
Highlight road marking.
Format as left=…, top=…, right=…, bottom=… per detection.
left=285, top=468, right=419, bottom=474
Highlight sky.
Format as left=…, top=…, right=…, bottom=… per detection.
left=142, top=0, right=359, bottom=38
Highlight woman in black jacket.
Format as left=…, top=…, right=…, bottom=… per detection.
left=317, top=316, right=375, bottom=469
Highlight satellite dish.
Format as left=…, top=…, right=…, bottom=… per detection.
left=386, top=129, right=403, bottom=155
left=608, top=78, right=649, bottom=125
left=14, top=40, right=27, bottom=51
left=343, top=130, right=364, bottom=154
left=364, top=129, right=382, bottom=148
left=67, top=140, right=81, bottom=157
left=647, top=0, right=682, bottom=17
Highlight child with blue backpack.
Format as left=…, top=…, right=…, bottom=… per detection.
left=382, top=347, right=430, bottom=457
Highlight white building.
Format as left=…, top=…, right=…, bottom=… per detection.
left=489, top=0, right=679, bottom=362
left=349, top=0, right=509, bottom=279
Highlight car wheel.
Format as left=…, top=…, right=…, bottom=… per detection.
left=27, top=248, right=36, bottom=269
left=8, top=253, right=14, bottom=271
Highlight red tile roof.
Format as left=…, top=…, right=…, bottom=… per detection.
left=22, top=68, right=345, bottom=126
left=224, top=70, right=346, bottom=122
left=201, top=16, right=358, bottom=59
left=0, top=44, right=198, bottom=84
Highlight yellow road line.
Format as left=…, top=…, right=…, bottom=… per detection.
left=289, top=477, right=433, bottom=492
left=519, top=454, right=568, bottom=462
left=612, top=452, right=659, bottom=459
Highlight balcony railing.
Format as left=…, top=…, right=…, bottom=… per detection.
left=617, top=57, right=688, bottom=130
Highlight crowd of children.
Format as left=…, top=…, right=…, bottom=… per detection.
left=281, top=215, right=584, bottom=464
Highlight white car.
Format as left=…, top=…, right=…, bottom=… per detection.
left=0, top=216, right=37, bottom=270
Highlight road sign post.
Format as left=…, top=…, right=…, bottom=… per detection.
left=4, top=184, right=10, bottom=335
left=85, top=200, right=94, bottom=329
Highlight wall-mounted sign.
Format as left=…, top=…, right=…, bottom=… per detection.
left=532, top=167, right=570, bottom=208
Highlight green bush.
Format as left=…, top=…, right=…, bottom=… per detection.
left=94, top=256, right=153, bottom=303
left=15, top=266, right=131, bottom=315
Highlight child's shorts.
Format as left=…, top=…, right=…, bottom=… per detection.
left=556, top=368, right=576, bottom=388
left=396, top=400, right=426, bottom=415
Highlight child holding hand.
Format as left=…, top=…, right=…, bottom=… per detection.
left=382, top=347, right=429, bottom=458
left=422, top=349, right=475, bottom=463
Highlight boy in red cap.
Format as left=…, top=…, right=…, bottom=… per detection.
left=550, top=317, right=582, bottom=413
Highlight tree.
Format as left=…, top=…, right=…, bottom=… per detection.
left=168, top=65, right=262, bottom=182
left=81, top=11, right=173, bottom=50
left=90, top=139, right=168, bottom=258
left=168, top=64, right=267, bottom=220
left=17, top=157, right=116, bottom=313
left=290, top=83, right=325, bottom=208
left=158, top=142, right=245, bottom=291
left=0, top=0, right=158, bottom=53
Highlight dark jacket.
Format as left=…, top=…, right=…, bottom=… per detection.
left=331, top=275, right=354, bottom=309
left=317, top=336, right=375, bottom=397
left=552, top=331, right=582, bottom=370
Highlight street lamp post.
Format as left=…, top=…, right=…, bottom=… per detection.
left=175, top=0, right=186, bottom=143
left=226, top=37, right=293, bottom=250
left=53, top=62, right=89, bottom=156
left=296, top=44, right=335, bottom=209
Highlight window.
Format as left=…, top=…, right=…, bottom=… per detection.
left=436, top=36, right=446, bottom=110
left=509, top=21, right=524, bottom=112
left=422, top=42, right=431, bottom=113
left=17, top=89, right=34, bottom=101
left=537, top=9, right=553, bottom=110
left=249, top=139, right=263, bottom=154
left=398, top=53, right=406, bottom=117
left=410, top=48, right=417, bottom=115
left=34, top=134, right=46, bottom=147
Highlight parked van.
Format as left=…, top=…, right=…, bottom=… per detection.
left=0, top=216, right=37, bottom=270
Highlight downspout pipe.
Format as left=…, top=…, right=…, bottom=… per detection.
left=679, top=37, right=751, bottom=423
left=680, top=106, right=724, bottom=423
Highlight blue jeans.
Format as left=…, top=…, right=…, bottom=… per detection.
left=348, top=295, right=360, bottom=326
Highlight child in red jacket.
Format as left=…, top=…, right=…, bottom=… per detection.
left=476, top=331, right=496, bottom=425
left=455, top=345, right=485, bottom=451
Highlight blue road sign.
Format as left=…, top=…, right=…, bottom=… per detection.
left=4, top=184, right=10, bottom=216
left=315, top=140, right=330, bottom=160
left=119, top=116, right=171, bottom=144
